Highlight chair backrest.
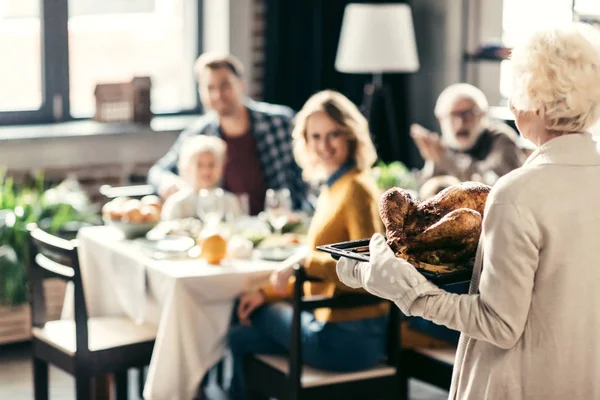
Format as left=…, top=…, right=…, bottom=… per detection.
left=28, top=224, right=91, bottom=354
left=288, top=265, right=401, bottom=393
left=99, top=184, right=155, bottom=200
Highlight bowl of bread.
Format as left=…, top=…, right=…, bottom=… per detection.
left=102, top=195, right=162, bottom=238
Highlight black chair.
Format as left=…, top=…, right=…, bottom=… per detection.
left=402, top=345, right=455, bottom=392
left=28, top=225, right=157, bottom=399
left=99, top=184, right=156, bottom=200
left=399, top=280, right=466, bottom=394
left=244, top=265, right=406, bottom=400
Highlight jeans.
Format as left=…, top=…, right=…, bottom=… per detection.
left=407, top=281, right=470, bottom=344
left=227, top=301, right=388, bottom=399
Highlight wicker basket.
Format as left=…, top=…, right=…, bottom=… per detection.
left=94, top=76, right=152, bottom=124
left=0, top=279, right=67, bottom=345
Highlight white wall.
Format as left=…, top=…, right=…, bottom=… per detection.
left=202, top=0, right=255, bottom=85
left=408, top=0, right=504, bottom=131
left=468, top=0, right=504, bottom=106
left=409, top=0, right=464, bottom=130
left=203, top=0, right=230, bottom=54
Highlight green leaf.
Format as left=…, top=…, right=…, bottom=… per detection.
left=373, top=160, right=417, bottom=191
left=0, top=245, right=26, bottom=306
left=0, top=170, right=99, bottom=305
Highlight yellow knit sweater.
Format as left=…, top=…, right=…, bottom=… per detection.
left=262, top=168, right=390, bottom=322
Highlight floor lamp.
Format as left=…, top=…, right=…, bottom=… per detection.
left=335, top=3, right=420, bottom=161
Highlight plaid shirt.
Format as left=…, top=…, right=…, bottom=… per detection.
left=148, top=99, right=308, bottom=210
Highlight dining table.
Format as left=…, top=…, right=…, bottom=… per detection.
left=61, top=225, right=285, bottom=400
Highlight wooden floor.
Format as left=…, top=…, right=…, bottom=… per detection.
left=0, top=342, right=449, bottom=400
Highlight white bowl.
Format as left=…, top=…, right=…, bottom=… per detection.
left=104, top=217, right=158, bottom=239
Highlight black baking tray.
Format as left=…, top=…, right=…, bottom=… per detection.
left=317, top=238, right=473, bottom=285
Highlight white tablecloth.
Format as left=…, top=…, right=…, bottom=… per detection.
left=62, top=226, right=280, bottom=400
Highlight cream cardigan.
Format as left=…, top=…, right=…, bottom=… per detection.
left=408, top=133, right=600, bottom=399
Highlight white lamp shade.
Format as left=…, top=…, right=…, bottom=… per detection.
left=335, top=3, right=420, bottom=73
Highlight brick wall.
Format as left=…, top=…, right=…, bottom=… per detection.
left=250, top=0, right=266, bottom=100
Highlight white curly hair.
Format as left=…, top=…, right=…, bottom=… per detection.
left=510, top=22, right=600, bottom=133
left=434, top=83, right=489, bottom=118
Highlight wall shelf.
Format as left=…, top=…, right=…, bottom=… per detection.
left=463, top=53, right=508, bottom=63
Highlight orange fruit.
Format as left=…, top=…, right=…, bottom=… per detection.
left=200, top=233, right=227, bottom=265
left=102, top=202, right=114, bottom=219
left=141, top=205, right=160, bottom=223
left=123, top=208, right=143, bottom=223
left=141, top=195, right=163, bottom=212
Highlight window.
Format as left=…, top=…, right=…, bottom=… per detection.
left=0, top=0, right=202, bottom=125
left=500, top=0, right=600, bottom=100
left=576, top=0, right=600, bottom=16
left=499, top=0, right=574, bottom=99
left=0, top=1, right=42, bottom=112
left=68, top=0, right=199, bottom=117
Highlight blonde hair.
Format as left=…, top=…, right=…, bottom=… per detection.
left=510, top=22, right=600, bottom=132
left=178, top=135, right=227, bottom=171
left=292, top=90, right=378, bottom=182
left=434, top=83, right=489, bottom=118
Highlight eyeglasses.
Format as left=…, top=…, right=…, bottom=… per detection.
left=442, top=109, right=480, bottom=121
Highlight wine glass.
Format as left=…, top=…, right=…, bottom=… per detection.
left=264, top=188, right=292, bottom=238
left=237, top=193, right=251, bottom=217
left=196, top=188, right=225, bottom=227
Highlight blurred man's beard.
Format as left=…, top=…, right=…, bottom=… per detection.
left=214, top=105, right=238, bottom=117
left=442, top=127, right=483, bottom=151
left=203, top=101, right=238, bottom=117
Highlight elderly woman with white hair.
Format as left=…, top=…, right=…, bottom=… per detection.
left=411, top=83, right=525, bottom=184
left=337, top=22, right=600, bottom=399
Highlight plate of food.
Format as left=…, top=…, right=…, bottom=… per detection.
left=317, top=237, right=473, bottom=285
left=102, top=195, right=163, bottom=239
left=134, top=235, right=196, bottom=259
left=257, top=245, right=307, bottom=262
left=318, top=181, right=490, bottom=285
left=256, top=233, right=307, bottom=261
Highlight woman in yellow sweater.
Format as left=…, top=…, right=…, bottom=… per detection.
left=227, top=90, right=388, bottom=399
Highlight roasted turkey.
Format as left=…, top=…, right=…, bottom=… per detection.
left=379, top=181, right=491, bottom=265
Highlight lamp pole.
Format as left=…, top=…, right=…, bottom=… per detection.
left=361, top=72, right=402, bottom=162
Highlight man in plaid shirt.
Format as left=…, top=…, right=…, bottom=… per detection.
left=148, top=53, right=307, bottom=213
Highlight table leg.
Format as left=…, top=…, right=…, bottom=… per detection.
left=93, top=374, right=113, bottom=400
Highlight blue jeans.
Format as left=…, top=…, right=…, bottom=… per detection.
left=407, top=281, right=469, bottom=344
left=227, top=301, right=388, bottom=399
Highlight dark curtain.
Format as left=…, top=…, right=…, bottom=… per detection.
left=263, top=0, right=416, bottom=167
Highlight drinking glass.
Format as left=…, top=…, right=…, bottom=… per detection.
left=196, top=188, right=225, bottom=227
left=264, top=188, right=292, bottom=237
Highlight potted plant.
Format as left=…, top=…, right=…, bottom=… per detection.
left=372, top=161, right=419, bottom=194
left=0, top=171, right=100, bottom=344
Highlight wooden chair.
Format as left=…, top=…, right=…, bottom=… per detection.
left=244, top=265, right=406, bottom=400
left=28, top=225, right=157, bottom=399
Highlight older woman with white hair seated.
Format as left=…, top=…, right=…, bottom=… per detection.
left=411, top=83, right=526, bottom=184
left=337, top=22, right=600, bottom=400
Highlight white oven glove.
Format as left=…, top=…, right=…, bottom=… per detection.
left=336, top=233, right=442, bottom=315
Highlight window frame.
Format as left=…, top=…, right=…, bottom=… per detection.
left=0, top=0, right=204, bottom=126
